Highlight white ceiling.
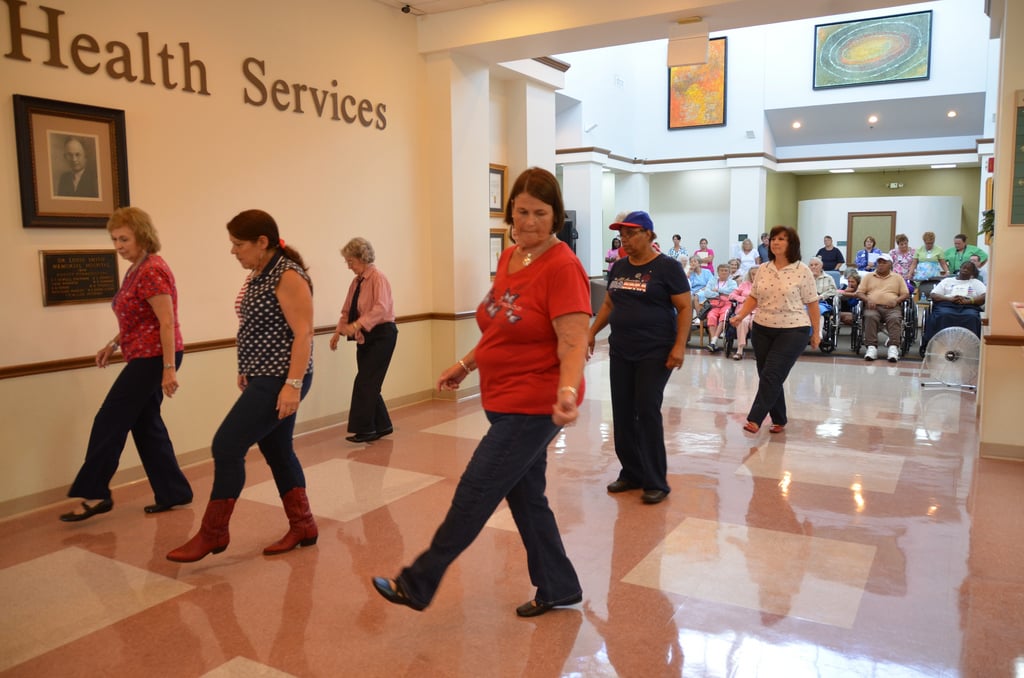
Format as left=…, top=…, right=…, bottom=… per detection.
left=372, top=0, right=992, bottom=173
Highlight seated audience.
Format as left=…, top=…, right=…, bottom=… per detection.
left=808, top=257, right=837, bottom=316
left=855, top=236, right=883, bottom=272
left=838, top=269, right=860, bottom=325
left=688, top=256, right=714, bottom=304
left=856, top=253, right=909, bottom=363
left=728, top=266, right=758, bottom=360
left=921, top=261, right=986, bottom=348
left=703, top=264, right=738, bottom=353
left=969, top=254, right=987, bottom=285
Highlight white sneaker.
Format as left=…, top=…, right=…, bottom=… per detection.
left=865, top=346, right=878, bottom=361
left=887, top=345, right=899, bottom=362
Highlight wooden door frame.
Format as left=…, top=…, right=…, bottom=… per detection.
left=846, top=211, right=897, bottom=263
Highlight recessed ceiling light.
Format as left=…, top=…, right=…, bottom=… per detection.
left=791, top=121, right=802, bottom=129
left=867, top=115, right=879, bottom=124
left=830, top=169, right=854, bottom=173
left=947, top=110, right=958, bottom=118
left=931, top=164, right=957, bottom=169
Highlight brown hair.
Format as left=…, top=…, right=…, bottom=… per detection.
left=226, top=209, right=307, bottom=270
left=504, top=167, right=565, bottom=235
left=107, top=207, right=161, bottom=253
left=768, top=225, right=801, bottom=263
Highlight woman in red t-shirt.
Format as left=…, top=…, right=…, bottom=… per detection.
left=60, top=207, right=192, bottom=522
left=372, top=168, right=590, bottom=617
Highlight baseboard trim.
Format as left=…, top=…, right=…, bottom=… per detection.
left=979, top=441, right=1024, bottom=461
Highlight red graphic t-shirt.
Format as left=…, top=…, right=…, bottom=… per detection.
left=475, top=242, right=590, bottom=415
left=112, top=254, right=183, bottom=361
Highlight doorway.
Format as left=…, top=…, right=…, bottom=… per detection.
left=847, top=211, right=896, bottom=264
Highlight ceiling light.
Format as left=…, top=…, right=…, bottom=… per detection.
left=791, top=121, right=802, bottom=129
left=931, top=164, right=957, bottom=169
left=830, top=169, right=854, bottom=173
left=947, top=110, right=958, bottom=118
left=867, top=115, right=879, bottom=124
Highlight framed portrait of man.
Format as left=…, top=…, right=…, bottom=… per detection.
left=13, top=95, right=130, bottom=228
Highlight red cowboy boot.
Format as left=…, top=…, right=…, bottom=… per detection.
left=263, top=487, right=318, bottom=555
left=166, top=498, right=236, bottom=562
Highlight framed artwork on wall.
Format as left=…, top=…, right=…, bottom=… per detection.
left=668, top=36, right=726, bottom=130
left=489, top=163, right=507, bottom=216
left=13, top=95, right=130, bottom=228
left=489, top=228, right=508, bottom=278
left=813, top=10, right=932, bottom=90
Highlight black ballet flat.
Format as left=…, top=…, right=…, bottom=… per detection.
left=371, top=577, right=425, bottom=611
left=59, top=498, right=113, bottom=522
left=515, top=592, right=583, bottom=618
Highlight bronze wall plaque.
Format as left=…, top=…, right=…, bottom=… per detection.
left=39, top=250, right=120, bottom=306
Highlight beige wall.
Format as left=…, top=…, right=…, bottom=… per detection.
left=978, top=0, right=1024, bottom=459
left=0, top=0, right=466, bottom=512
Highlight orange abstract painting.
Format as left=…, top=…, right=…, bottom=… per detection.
left=668, top=37, right=726, bottom=129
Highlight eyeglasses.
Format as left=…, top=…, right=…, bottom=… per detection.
left=618, top=229, right=645, bottom=239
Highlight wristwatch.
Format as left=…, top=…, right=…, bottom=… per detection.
left=285, top=378, right=303, bottom=389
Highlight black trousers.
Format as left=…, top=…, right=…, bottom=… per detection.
left=348, top=322, right=398, bottom=435
left=68, top=352, right=192, bottom=505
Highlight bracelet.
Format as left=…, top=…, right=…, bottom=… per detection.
left=163, top=363, right=175, bottom=370
left=559, top=386, right=578, bottom=399
left=458, top=359, right=472, bottom=374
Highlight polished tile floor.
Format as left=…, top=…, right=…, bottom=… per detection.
left=3, top=340, right=1023, bottom=677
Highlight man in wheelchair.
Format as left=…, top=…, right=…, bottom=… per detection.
left=856, top=252, right=910, bottom=362
left=920, top=260, right=986, bottom=352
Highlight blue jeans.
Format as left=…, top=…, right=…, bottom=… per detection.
left=210, top=373, right=312, bottom=499
left=609, top=354, right=672, bottom=493
left=68, top=352, right=192, bottom=505
left=747, top=324, right=809, bottom=427
left=398, top=411, right=581, bottom=608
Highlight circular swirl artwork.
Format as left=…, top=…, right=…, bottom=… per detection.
left=814, top=11, right=931, bottom=89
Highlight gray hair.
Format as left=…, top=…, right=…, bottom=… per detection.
left=340, top=237, right=375, bottom=264
left=809, top=256, right=823, bottom=266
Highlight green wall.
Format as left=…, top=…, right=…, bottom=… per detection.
left=765, top=170, right=798, bottom=229
left=792, top=168, right=982, bottom=243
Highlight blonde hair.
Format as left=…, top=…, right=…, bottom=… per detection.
left=107, top=207, right=161, bottom=253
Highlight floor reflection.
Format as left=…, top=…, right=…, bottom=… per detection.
left=1, top=346, right=1019, bottom=676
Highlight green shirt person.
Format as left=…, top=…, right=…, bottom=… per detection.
left=945, top=234, right=988, bottom=271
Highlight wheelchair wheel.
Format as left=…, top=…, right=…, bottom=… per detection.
left=900, top=300, right=917, bottom=356
left=723, top=301, right=739, bottom=356
left=850, top=305, right=863, bottom=354
left=819, top=299, right=838, bottom=353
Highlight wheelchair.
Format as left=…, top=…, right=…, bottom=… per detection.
left=723, top=300, right=741, bottom=355
left=850, top=297, right=917, bottom=357
left=918, top=297, right=983, bottom=357
left=818, top=294, right=840, bottom=354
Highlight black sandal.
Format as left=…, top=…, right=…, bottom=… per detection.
left=371, top=576, right=426, bottom=611
left=59, top=498, right=113, bottom=522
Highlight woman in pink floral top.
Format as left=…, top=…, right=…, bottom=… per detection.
left=60, top=208, right=192, bottom=522
left=889, top=233, right=915, bottom=286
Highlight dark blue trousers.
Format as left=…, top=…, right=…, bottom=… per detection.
left=68, top=352, right=192, bottom=506
left=609, top=354, right=672, bottom=494
left=348, top=323, right=397, bottom=435
left=210, top=373, right=312, bottom=499
left=748, top=323, right=809, bottom=427
left=398, top=411, right=581, bottom=609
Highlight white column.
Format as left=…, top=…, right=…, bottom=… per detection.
left=728, top=166, right=767, bottom=258
left=560, top=160, right=605, bottom=276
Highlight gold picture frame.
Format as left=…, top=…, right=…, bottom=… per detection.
left=489, top=163, right=507, bottom=216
